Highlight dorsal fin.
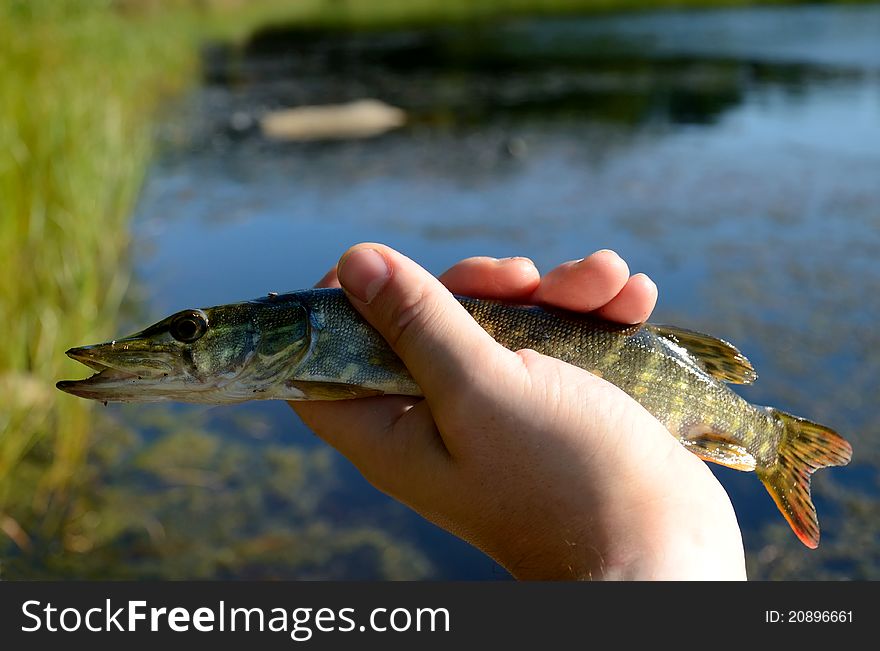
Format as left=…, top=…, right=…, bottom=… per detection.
left=648, top=324, right=757, bottom=384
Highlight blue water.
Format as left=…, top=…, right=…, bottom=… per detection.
left=124, top=5, right=880, bottom=578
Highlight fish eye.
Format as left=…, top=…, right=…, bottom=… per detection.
left=169, top=309, right=209, bottom=343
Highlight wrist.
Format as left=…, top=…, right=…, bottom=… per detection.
left=599, top=480, right=748, bottom=581
left=488, top=469, right=746, bottom=580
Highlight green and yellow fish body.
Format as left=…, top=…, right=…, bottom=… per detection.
left=58, top=288, right=852, bottom=548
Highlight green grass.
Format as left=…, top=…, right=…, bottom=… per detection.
left=0, top=1, right=158, bottom=549
left=0, top=0, right=299, bottom=557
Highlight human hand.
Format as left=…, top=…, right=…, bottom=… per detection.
left=290, top=245, right=746, bottom=580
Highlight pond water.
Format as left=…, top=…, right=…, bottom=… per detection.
left=116, top=4, right=880, bottom=579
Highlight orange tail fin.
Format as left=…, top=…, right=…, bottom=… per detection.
left=757, top=407, right=852, bottom=548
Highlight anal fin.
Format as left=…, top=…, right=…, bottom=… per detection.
left=650, top=324, right=757, bottom=384
left=681, top=426, right=757, bottom=471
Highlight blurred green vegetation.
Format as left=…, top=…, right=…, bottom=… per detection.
left=0, top=0, right=177, bottom=563
left=0, top=0, right=872, bottom=577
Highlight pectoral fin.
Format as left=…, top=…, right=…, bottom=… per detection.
left=285, top=380, right=384, bottom=400
left=650, top=324, right=757, bottom=384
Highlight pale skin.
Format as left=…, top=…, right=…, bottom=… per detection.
left=291, top=244, right=746, bottom=580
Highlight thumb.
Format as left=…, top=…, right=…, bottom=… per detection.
left=336, top=243, right=508, bottom=413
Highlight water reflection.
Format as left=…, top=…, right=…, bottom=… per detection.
left=122, top=5, right=880, bottom=579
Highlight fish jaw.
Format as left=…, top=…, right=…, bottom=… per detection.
left=56, top=368, right=165, bottom=403
left=64, top=343, right=176, bottom=376
left=56, top=361, right=244, bottom=404
left=57, top=341, right=204, bottom=403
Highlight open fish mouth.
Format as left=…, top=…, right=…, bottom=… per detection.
left=58, top=363, right=140, bottom=384
left=56, top=345, right=168, bottom=399
left=56, top=364, right=139, bottom=400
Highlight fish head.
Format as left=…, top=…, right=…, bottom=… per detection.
left=57, top=297, right=313, bottom=403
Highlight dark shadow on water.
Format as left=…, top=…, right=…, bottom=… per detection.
left=199, top=17, right=870, bottom=133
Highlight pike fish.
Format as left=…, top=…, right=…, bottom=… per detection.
left=57, top=288, right=852, bottom=548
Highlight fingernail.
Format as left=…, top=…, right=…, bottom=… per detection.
left=337, top=248, right=391, bottom=304
left=498, top=256, right=531, bottom=265
left=633, top=272, right=658, bottom=292
left=576, top=249, right=616, bottom=264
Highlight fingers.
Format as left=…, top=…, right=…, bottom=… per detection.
left=530, top=249, right=630, bottom=312
left=531, top=250, right=657, bottom=324
left=438, top=256, right=540, bottom=300
left=316, top=256, right=541, bottom=299
left=316, top=249, right=657, bottom=323
left=336, top=243, right=508, bottom=410
left=595, top=273, right=658, bottom=324
left=314, top=265, right=341, bottom=289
